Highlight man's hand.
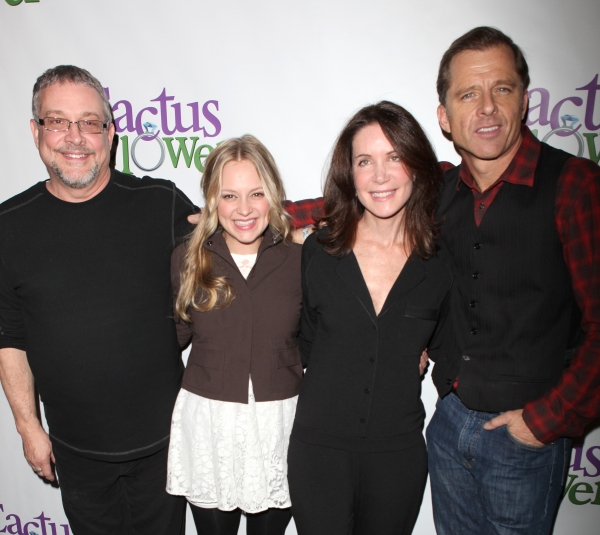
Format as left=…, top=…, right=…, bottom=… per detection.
left=419, top=350, right=429, bottom=376
left=21, top=424, right=55, bottom=481
left=187, top=212, right=201, bottom=225
left=0, top=347, right=55, bottom=481
left=483, top=409, right=545, bottom=447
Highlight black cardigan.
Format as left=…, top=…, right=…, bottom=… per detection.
left=291, top=231, right=453, bottom=453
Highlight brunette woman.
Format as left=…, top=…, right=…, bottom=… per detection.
left=167, top=135, right=301, bottom=535
left=288, top=101, right=452, bottom=535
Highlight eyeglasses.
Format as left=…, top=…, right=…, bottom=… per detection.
left=37, top=117, right=110, bottom=134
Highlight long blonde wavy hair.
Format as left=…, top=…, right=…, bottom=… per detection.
left=175, top=135, right=291, bottom=321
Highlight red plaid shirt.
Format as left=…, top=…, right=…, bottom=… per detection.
left=284, top=197, right=323, bottom=227
left=285, top=127, right=600, bottom=443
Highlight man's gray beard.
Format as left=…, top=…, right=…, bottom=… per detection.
left=51, top=161, right=99, bottom=190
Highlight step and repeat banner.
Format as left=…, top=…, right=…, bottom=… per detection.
left=0, top=0, right=598, bottom=533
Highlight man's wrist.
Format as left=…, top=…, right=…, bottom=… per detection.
left=16, top=416, right=44, bottom=438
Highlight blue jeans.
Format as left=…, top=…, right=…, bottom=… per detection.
left=426, top=393, right=571, bottom=535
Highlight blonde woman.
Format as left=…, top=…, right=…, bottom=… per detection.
left=167, top=135, right=302, bottom=535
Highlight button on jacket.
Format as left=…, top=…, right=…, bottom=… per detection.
left=292, top=231, right=453, bottom=453
left=171, top=228, right=302, bottom=403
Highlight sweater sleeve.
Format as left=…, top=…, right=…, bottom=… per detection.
left=171, top=245, right=193, bottom=349
left=172, top=183, right=199, bottom=245
left=0, top=254, right=26, bottom=351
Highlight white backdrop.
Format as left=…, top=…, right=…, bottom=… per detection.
left=1, top=0, right=599, bottom=533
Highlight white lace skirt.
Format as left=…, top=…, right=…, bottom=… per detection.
left=166, top=380, right=298, bottom=513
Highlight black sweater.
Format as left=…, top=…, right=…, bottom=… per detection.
left=0, top=170, right=195, bottom=460
left=291, top=232, right=453, bottom=453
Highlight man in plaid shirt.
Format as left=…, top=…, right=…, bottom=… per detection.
left=286, top=26, right=599, bottom=535
left=425, top=26, right=600, bottom=535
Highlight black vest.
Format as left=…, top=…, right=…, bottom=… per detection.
left=432, top=143, right=581, bottom=412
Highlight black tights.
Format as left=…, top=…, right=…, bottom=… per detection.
left=189, top=505, right=291, bottom=535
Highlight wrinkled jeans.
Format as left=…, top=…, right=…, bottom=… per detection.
left=426, top=393, right=571, bottom=535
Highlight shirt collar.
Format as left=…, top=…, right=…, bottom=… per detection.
left=202, top=227, right=281, bottom=259
left=456, top=126, right=541, bottom=191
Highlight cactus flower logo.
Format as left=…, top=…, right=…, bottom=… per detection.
left=527, top=74, right=600, bottom=164
left=562, top=444, right=600, bottom=506
left=105, top=87, right=222, bottom=175
left=0, top=503, right=71, bottom=535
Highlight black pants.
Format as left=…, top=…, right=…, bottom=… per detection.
left=52, top=442, right=186, bottom=535
left=189, top=505, right=291, bottom=535
left=287, top=437, right=428, bottom=535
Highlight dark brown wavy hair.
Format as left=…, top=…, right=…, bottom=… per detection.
left=318, top=101, right=441, bottom=259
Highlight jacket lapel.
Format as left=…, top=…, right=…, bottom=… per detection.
left=203, top=228, right=285, bottom=288
left=336, top=249, right=427, bottom=321
left=379, top=254, right=425, bottom=317
left=203, top=231, right=238, bottom=271
left=248, top=229, right=286, bottom=288
left=335, top=252, right=377, bottom=322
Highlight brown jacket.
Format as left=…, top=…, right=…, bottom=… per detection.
left=171, top=229, right=302, bottom=403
